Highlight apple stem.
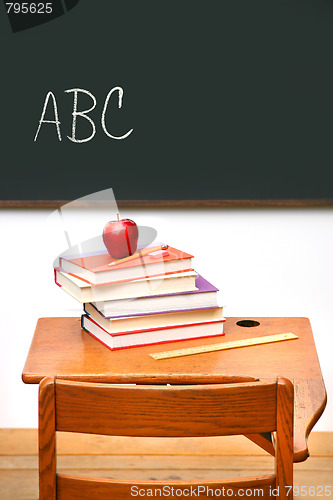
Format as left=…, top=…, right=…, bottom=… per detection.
left=117, top=213, right=119, bottom=220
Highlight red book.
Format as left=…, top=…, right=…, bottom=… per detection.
left=81, top=314, right=225, bottom=351
left=59, top=246, right=193, bottom=285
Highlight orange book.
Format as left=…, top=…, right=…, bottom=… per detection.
left=59, top=246, right=193, bottom=285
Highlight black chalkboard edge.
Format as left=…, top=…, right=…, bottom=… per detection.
left=0, top=199, right=333, bottom=209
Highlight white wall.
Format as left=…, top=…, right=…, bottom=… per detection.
left=0, top=207, right=332, bottom=430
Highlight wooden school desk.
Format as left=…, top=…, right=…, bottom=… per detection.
left=22, top=316, right=327, bottom=463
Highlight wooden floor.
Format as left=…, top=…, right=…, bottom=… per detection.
left=0, top=430, right=332, bottom=499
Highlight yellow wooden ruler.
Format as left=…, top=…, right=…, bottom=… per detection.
left=150, top=332, right=298, bottom=360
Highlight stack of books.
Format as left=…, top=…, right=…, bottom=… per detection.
left=55, top=245, right=225, bottom=350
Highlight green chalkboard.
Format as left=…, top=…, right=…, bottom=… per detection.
left=1, top=0, right=333, bottom=206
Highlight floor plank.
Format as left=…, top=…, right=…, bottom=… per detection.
left=0, top=454, right=331, bottom=472
left=0, top=465, right=332, bottom=500
left=1, top=429, right=332, bottom=456
left=0, top=430, right=332, bottom=500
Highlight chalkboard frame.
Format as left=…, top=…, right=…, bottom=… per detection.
left=1, top=199, right=332, bottom=209
left=2, top=1, right=333, bottom=209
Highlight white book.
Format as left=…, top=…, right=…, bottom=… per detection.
left=55, top=269, right=197, bottom=303
left=84, top=302, right=224, bottom=334
left=92, top=274, right=219, bottom=317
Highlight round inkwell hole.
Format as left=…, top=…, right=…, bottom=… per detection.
left=236, top=320, right=260, bottom=328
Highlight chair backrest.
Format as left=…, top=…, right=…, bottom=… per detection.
left=39, top=377, right=294, bottom=499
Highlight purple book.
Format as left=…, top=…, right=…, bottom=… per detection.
left=85, top=274, right=220, bottom=319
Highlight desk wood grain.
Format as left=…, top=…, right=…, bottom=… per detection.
left=22, top=317, right=327, bottom=462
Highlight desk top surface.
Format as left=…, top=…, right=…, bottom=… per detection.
left=22, top=316, right=327, bottom=462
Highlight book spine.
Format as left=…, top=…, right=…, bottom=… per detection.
left=54, top=268, right=62, bottom=287
left=81, top=314, right=86, bottom=329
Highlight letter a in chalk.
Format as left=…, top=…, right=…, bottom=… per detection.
left=34, top=91, right=62, bottom=141
left=65, top=88, right=97, bottom=143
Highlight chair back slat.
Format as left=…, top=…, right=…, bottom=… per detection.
left=57, top=474, right=276, bottom=500
left=55, top=380, right=277, bottom=437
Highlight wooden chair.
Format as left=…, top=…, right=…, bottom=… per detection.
left=38, top=377, right=294, bottom=499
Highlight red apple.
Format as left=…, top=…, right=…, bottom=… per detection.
left=103, top=215, right=138, bottom=259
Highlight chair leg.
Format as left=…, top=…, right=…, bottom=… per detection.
left=275, top=377, right=294, bottom=499
left=39, top=378, right=57, bottom=500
